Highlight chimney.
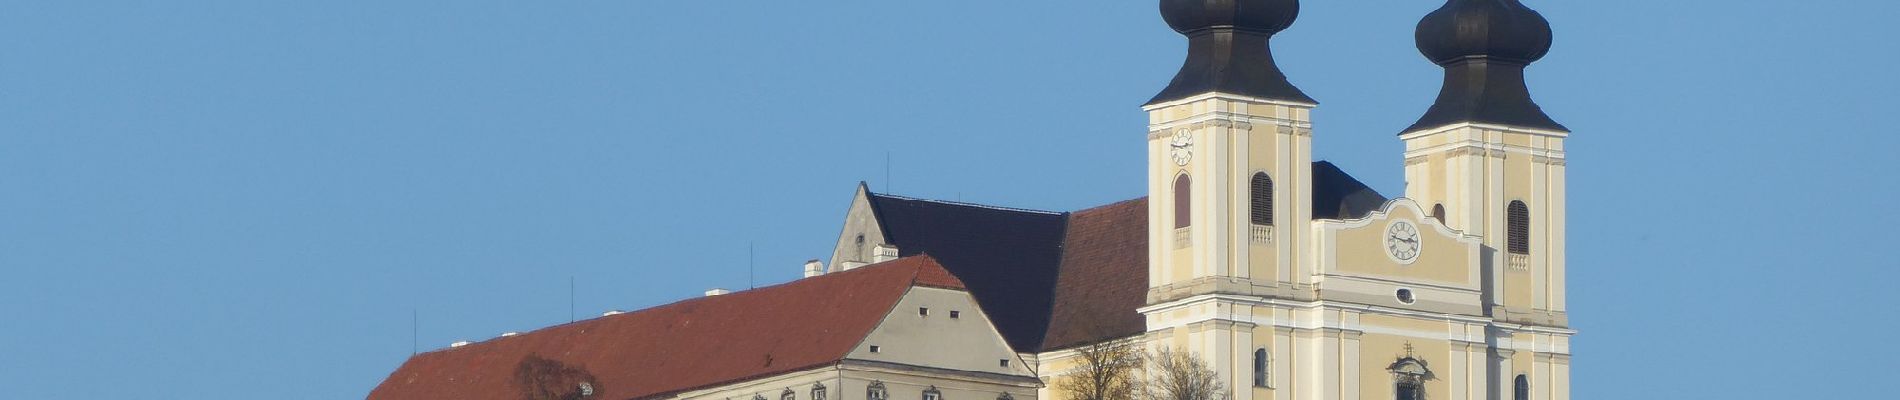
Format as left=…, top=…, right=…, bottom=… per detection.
left=704, top=288, right=731, bottom=297
left=872, top=244, right=899, bottom=263
left=803, top=259, right=825, bottom=278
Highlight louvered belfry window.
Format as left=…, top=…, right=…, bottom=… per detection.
left=1251, top=173, right=1273, bottom=225
left=1507, top=201, right=1530, bottom=254
left=1174, top=174, right=1192, bottom=229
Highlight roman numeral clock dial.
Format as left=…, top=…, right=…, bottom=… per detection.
left=1386, top=220, right=1421, bottom=264
left=1168, top=129, right=1193, bottom=166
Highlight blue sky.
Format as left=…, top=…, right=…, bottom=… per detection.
left=2, top=1, right=1895, bottom=398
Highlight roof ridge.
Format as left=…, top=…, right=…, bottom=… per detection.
left=1071, top=196, right=1147, bottom=214
left=869, top=192, right=1065, bottom=216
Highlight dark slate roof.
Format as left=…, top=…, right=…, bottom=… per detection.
left=370, top=256, right=964, bottom=400
left=1148, top=0, right=1314, bottom=105
left=865, top=194, right=1071, bottom=352
left=1311, top=161, right=1389, bottom=220
left=864, top=161, right=1382, bottom=352
left=1404, top=0, right=1566, bottom=133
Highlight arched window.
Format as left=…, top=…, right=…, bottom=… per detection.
left=867, top=382, right=887, bottom=400
left=1251, top=348, right=1269, bottom=388
left=1514, top=374, right=1529, bottom=400
left=1173, top=174, right=1192, bottom=229
left=1388, top=358, right=1430, bottom=400
left=1507, top=201, right=1530, bottom=254
left=1251, top=173, right=1274, bottom=225
left=1431, top=204, right=1446, bottom=224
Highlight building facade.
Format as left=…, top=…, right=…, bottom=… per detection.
left=371, top=257, right=1041, bottom=400
left=371, top=1, right=1575, bottom=400
left=1119, top=1, right=1574, bottom=400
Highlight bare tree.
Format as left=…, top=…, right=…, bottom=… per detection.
left=1140, top=348, right=1225, bottom=400
left=1052, top=338, right=1144, bottom=400
left=514, top=354, right=600, bottom=400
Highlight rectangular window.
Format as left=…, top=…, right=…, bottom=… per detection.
left=869, top=345, right=880, bottom=353
left=949, top=311, right=960, bottom=319
left=919, top=307, right=929, bottom=317
left=999, top=359, right=1010, bottom=368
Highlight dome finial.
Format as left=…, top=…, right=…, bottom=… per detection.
left=1404, top=0, right=1567, bottom=133
left=1147, top=0, right=1314, bottom=106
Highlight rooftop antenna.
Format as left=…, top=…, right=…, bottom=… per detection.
left=411, top=309, right=418, bottom=355
left=884, top=151, right=891, bottom=192
left=569, top=276, right=575, bottom=323
left=748, top=242, right=756, bottom=289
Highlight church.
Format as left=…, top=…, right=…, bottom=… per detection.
left=369, top=1, right=1575, bottom=400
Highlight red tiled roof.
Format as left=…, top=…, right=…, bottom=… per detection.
left=369, top=256, right=962, bottom=400
left=1042, top=198, right=1151, bottom=351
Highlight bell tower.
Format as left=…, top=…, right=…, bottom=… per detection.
left=1145, top=0, right=1318, bottom=302
left=1400, top=0, right=1572, bottom=398
left=1141, top=2, right=1317, bottom=400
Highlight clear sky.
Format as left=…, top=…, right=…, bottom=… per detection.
left=2, top=1, right=1894, bottom=398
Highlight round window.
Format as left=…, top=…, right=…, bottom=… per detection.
left=1396, top=288, right=1416, bottom=304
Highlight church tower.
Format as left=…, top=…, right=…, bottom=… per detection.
left=1401, top=0, right=1572, bottom=398
left=1141, top=2, right=1315, bottom=400
left=1145, top=0, right=1317, bottom=302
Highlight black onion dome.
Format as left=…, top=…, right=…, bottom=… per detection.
left=1147, top=0, right=1315, bottom=106
left=1403, top=0, right=1566, bottom=133
left=1161, top=0, right=1299, bottom=35
left=1416, top=0, right=1553, bottom=65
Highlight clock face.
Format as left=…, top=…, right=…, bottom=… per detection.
left=1385, top=220, right=1421, bottom=263
left=1169, top=129, right=1193, bottom=166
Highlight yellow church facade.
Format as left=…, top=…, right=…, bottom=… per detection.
left=1036, top=1, right=1575, bottom=400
